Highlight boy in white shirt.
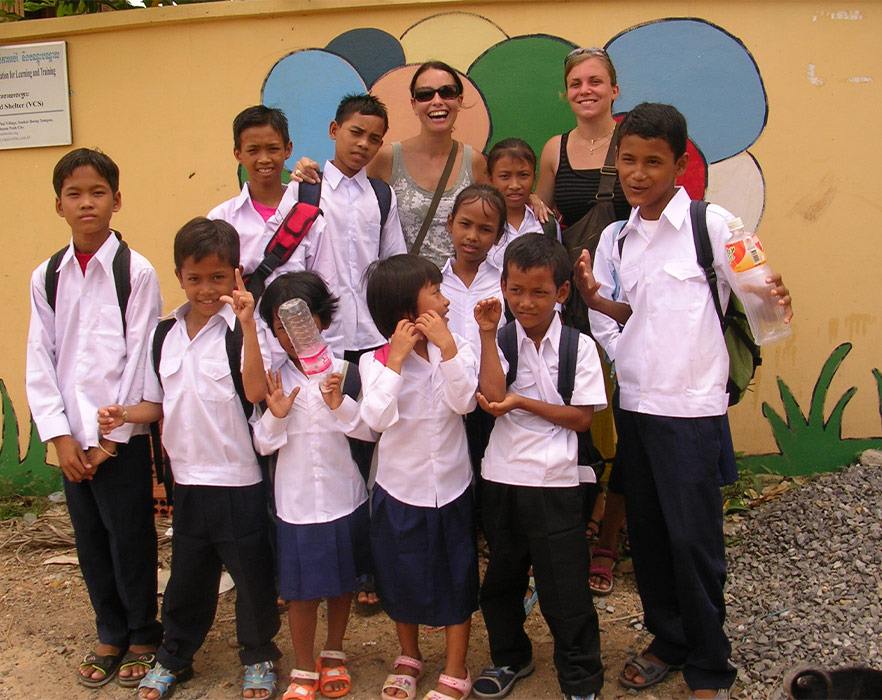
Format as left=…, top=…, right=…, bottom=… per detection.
left=473, top=233, right=608, bottom=700
left=98, top=218, right=281, bottom=700
left=575, top=103, right=792, bottom=700
left=26, top=148, right=163, bottom=689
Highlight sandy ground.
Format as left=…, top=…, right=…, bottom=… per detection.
left=0, top=509, right=695, bottom=700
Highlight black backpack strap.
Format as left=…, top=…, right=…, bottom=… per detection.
left=111, top=233, right=131, bottom=334
left=341, top=359, right=362, bottom=400
left=151, top=318, right=176, bottom=384
left=368, top=177, right=392, bottom=231
left=496, top=321, right=518, bottom=390
left=557, top=325, right=580, bottom=406
left=225, top=319, right=254, bottom=419
left=44, top=246, right=68, bottom=313
left=690, top=200, right=725, bottom=329
left=541, top=216, right=558, bottom=238
left=298, top=175, right=322, bottom=207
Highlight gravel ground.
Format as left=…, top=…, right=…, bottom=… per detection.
left=725, top=457, right=882, bottom=699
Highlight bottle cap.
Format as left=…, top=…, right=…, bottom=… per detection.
left=727, top=217, right=745, bottom=232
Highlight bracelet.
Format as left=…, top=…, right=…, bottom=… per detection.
left=97, top=442, right=117, bottom=458
left=121, top=407, right=128, bottom=424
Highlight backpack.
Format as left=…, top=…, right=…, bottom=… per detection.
left=496, top=321, right=581, bottom=405
left=689, top=200, right=762, bottom=405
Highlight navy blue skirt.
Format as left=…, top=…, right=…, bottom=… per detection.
left=371, top=485, right=479, bottom=626
left=277, top=501, right=369, bottom=601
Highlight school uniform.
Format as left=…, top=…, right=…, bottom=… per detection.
left=143, top=303, right=280, bottom=671
left=359, top=335, right=479, bottom=626
left=26, top=233, right=163, bottom=650
left=479, top=314, right=607, bottom=697
left=610, top=187, right=738, bottom=691
left=251, top=356, right=375, bottom=601
left=486, top=205, right=561, bottom=270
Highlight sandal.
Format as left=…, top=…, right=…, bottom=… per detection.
left=355, top=573, right=381, bottom=616
left=137, top=662, right=194, bottom=698
left=523, top=576, right=538, bottom=616
left=586, top=518, right=602, bottom=540
left=589, top=546, right=619, bottom=597
left=618, top=652, right=679, bottom=690
left=118, top=650, right=157, bottom=688
left=473, top=661, right=534, bottom=699
left=422, top=669, right=472, bottom=700
left=316, top=650, right=350, bottom=698
left=382, top=655, right=425, bottom=700
left=77, top=649, right=126, bottom=688
left=283, top=669, right=320, bottom=700
left=244, top=660, right=277, bottom=699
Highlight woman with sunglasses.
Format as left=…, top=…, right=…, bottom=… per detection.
left=535, top=48, right=631, bottom=226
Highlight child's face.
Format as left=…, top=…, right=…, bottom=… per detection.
left=502, top=264, right=569, bottom=341
left=330, top=112, right=386, bottom=178
left=448, top=198, right=502, bottom=265
left=411, top=68, right=462, bottom=133
left=175, top=253, right=237, bottom=323
left=565, top=57, right=619, bottom=121
left=414, top=281, right=449, bottom=320
left=616, top=134, right=688, bottom=220
left=489, top=155, right=535, bottom=212
left=55, top=165, right=121, bottom=241
left=272, top=308, right=324, bottom=362
left=234, top=124, right=293, bottom=189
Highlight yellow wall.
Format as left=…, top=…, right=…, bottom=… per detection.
left=2, top=0, right=880, bottom=463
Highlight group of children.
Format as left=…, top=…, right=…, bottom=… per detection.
left=26, top=76, right=792, bottom=700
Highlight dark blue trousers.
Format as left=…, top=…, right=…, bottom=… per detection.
left=616, top=410, right=737, bottom=691
left=64, top=434, right=162, bottom=649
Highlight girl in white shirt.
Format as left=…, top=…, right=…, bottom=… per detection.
left=253, top=272, right=375, bottom=700
left=361, top=254, right=479, bottom=700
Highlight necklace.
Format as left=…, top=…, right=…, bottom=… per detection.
left=580, top=128, right=614, bottom=155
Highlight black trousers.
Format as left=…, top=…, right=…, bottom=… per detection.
left=64, top=434, right=162, bottom=649
left=616, top=410, right=737, bottom=691
left=479, top=482, right=603, bottom=696
left=156, top=483, right=281, bottom=671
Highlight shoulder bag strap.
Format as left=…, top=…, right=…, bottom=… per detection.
left=410, top=141, right=459, bottom=256
left=595, top=122, right=621, bottom=201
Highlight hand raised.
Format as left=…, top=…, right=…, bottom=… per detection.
left=321, top=372, right=344, bottom=410
left=474, top=297, right=503, bottom=332
left=573, top=249, right=601, bottom=301
left=265, top=370, right=299, bottom=419
left=219, top=268, right=256, bottom=322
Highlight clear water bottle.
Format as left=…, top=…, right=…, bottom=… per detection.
left=277, top=298, right=333, bottom=384
left=726, top=218, right=791, bottom=345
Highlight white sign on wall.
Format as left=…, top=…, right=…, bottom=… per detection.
left=0, top=41, right=71, bottom=150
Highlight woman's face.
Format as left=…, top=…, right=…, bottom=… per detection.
left=411, top=67, right=463, bottom=133
left=565, top=57, right=619, bottom=122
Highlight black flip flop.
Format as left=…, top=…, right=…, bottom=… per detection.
left=77, top=649, right=127, bottom=688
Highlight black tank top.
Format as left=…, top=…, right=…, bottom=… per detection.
left=553, top=131, right=631, bottom=226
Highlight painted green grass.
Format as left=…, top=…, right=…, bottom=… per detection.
left=0, top=380, right=61, bottom=497
left=741, top=343, right=882, bottom=476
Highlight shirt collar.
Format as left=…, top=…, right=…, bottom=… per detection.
left=323, top=159, right=368, bottom=192
left=230, top=181, right=300, bottom=216
left=172, top=301, right=237, bottom=330
left=60, top=231, right=121, bottom=274
left=618, top=186, right=691, bottom=242
left=515, top=311, right=562, bottom=351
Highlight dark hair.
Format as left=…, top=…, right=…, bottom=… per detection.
left=502, top=233, right=571, bottom=288
left=52, top=148, right=119, bottom=195
left=259, top=271, right=339, bottom=329
left=335, top=93, right=389, bottom=134
left=409, top=60, right=464, bottom=97
left=618, top=102, right=688, bottom=159
left=450, top=184, right=506, bottom=240
left=365, top=254, right=443, bottom=338
left=233, top=105, right=290, bottom=150
left=173, top=217, right=240, bottom=270
left=487, top=138, right=537, bottom=174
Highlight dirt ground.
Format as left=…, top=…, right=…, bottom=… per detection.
left=0, top=508, right=695, bottom=700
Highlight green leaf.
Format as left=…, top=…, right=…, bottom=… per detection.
left=807, top=342, right=852, bottom=429
left=823, top=386, right=857, bottom=438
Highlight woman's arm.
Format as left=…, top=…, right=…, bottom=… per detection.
left=535, top=134, right=562, bottom=209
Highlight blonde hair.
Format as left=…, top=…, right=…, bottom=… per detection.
left=563, top=47, right=618, bottom=87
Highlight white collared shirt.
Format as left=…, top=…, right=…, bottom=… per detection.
left=611, top=188, right=736, bottom=417
left=588, top=221, right=627, bottom=362
left=26, top=234, right=162, bottom=448
left=252, top=357, right=373, bottom=525
left=143, top=304, right=270, bottom=487
left=359, top=334, right=478, bottom=508
left=481, top=314, right=607, bottom=488
left=487, top=205, right=561, bottom=270
left=440, top=257, right=504, bottom=355
left=315, top=161, right=406, bottom=355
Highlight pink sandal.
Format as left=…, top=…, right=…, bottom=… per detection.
left=590, top=546, right=619, bottom=596
left=422, top=669, right=472, bottom=700
left=381, top=655, right=425, bottom=700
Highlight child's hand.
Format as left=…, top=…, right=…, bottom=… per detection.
left=321, top=372, right=344, bottom=410
left=573, top=249, right=601, bottom=303
left=265, top=370, right=299, bottom=419
left=291, top=158, right=321, bottom=184
left=220, top=269, right=256, bottom=325
left=97, top=404, right=125, bottom=435
left=529, top=193, right=550, bottom=223
left=476, top=391, right=522, bottom=417
left=387, top=319, right=420, bottom=372
left=50, top=435, right=93, bottom=482
left=415, top=310, right=456, bottom=358
left=474, top=298, right=502, bottom=333
left=767, top=272, right=793, bottom=323
left=84, top=438, right=117, bottom=470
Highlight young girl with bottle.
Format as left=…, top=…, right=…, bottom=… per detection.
left=361, top=254, right=479, bottom=700
left=253, top=271, right=376, bottom=700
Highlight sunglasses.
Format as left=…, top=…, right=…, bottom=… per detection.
left=412, top=85, right=461, bottom=102
left=565, top=47, right=609, bottom=63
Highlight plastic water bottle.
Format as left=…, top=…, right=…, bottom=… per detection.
left=726, top=218, right=791, bottom=345
left=277, top=298, right=333, bottom=384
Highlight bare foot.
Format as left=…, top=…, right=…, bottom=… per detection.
left=357, top=589, right=380, bottom=606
